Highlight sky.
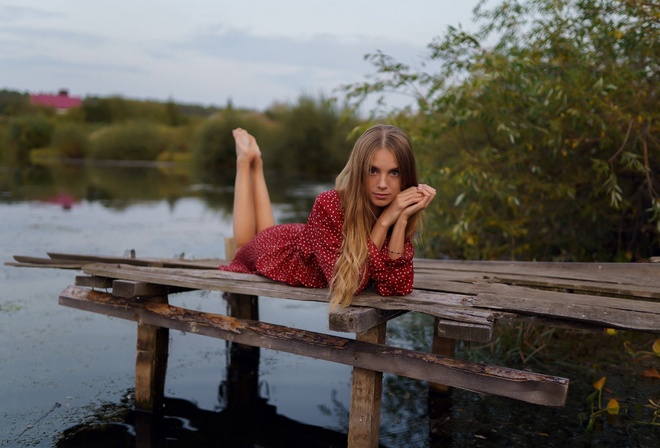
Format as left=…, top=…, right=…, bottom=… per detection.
left=1, top=0, right=482, bottom=110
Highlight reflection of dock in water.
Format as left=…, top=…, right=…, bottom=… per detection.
left=58, top=394, right=351, bottom=448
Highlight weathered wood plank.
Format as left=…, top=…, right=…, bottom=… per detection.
left=80, top=263, right=660, bottom=332
left=12, top=255, right=84, bottom=267
left=436, top=319, right=493, bottom=342
left=414, top=258, right=660, bottom=275
left=80, top=263, right=498, bottom=326
left=112, top=280, right=171, bottom=298
left=5, top=261, right=82, bottom=269
left=414, top=269, right=660, bottom=300
left=75, top=275, right=113, bottom=289
left=59, top=285, right=569, bottom=407
left=423, top=278, right=660, bottom=331
left=414, top=259, right=660, bottom=288
left=48, top=252, right=222, bottom=270
left=329, top=307, right=405, bottom=333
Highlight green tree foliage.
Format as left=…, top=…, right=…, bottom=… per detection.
left=51, top=123, right=89, bottom=159
left=266, top=95, right=359, bottom=177
left=0, top=89, right=30, bottom=116
left=191, top=106, right=275, bottom=177
left=345, top=0, right=659, bottom=261
left=88, top=121, right=165, bottom=161
left=4, top=115, right=54, bottom=165
left=82, top=96, right=181, bottom=124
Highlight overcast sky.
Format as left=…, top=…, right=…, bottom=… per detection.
left=1, top=0, right=482, bottom=110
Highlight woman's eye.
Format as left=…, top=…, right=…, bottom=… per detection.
left=390, top=170, right=400, bottom=177
left=369, top=167, right=378, bottom=175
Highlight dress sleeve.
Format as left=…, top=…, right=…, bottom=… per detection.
left=304, top=191, right=344, bottom=284
left=366, top=237, right=415, bottom=296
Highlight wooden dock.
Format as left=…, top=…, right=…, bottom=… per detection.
left=7, top=252, right=660, bottom=447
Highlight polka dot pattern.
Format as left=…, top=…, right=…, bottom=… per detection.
left=219, top=189, right=415, bottom=296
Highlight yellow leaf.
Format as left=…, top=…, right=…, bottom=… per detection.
left=606, top=398, right=620, bottom=415
left=605, top=328, right=619, bottom=336
left=593, top=376, right=606, bottom=391
left=653, top=339, right=660, bottom=356
left=641, top=367, right=660, bottom=379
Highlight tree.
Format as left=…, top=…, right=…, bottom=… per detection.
left=345, top=0, right=659, bottom=261
left=267, top=95, right=359, bottom=177
left=4, top=115, right=54, bottom=165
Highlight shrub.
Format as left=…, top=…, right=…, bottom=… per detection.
left=51, top=123, right=89, bottom=159
left=4, top=115, right=54, bottom=164
left=191, top=108, right=275, bottom=176
left=88, top=121, right=165, bottom=161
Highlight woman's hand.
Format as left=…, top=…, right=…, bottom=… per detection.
left=378, top=184, right=436, bottom=227
left=370, top=184, right=436, bottom=256
left=402, top=184, right=436, bottom=219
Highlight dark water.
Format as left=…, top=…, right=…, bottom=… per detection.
left=1, top=163, right=658, bottom=447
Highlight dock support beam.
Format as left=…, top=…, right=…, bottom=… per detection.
left=430, top=316, right=456, bottom=394
left=347, top=322, right=387, bottom=448
left=134, top=295, right=169, bottom=412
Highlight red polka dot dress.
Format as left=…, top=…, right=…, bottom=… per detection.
left=219, top=189, right=415, bottom=297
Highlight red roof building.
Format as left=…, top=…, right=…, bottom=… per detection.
left=30, top=89, right=82, bottom=114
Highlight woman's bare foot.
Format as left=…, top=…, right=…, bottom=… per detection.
left=233, top=128, right=261, bottom=163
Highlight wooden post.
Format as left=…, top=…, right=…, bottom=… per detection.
left=429, top=316, right=456, bottom=394
left=223, top=236, right=261, bottom=414
left=347, top=322, right=386, bottom=448
left=134, top=295, right=169, bottom=412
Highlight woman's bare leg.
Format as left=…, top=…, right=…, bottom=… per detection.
left=231, top=128, right=274, bottom=248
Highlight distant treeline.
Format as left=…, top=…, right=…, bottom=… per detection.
left=0, top=90, right=360, bottom=179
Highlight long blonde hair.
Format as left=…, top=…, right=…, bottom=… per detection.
left=330, top=124, right=420, bottom=309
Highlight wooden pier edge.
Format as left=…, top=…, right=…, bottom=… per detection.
left=59, top=285, right=569, bottom=408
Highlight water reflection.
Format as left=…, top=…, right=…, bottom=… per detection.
left=57, top=394, right=350, bottom=448
left=0, top=161, right=329, bottom=221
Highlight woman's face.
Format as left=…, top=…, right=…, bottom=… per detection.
left=367, top=148, right=402, bottom=209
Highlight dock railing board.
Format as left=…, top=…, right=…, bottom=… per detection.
left=7, top=253, right=660, bottom=447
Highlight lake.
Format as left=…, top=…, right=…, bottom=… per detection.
left=1, top=162, right=658, bottom=447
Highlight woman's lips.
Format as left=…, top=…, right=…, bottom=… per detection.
left=373, top=193, right=389, bottom=200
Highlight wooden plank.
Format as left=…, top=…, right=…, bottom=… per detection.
left=329, top=306, right=404, bottom=333
left=11, top=255, right=83, bottom=267
left=437, top=319, right=493, bottom=342
left=75, top=275, right=113, bottom=289
left=80, top=263, right=498, bottom=326
left=414, top=277, right=660, bottom=331
left=80, top=262, right=660, bottom=332
left=414, top=259, right=660, bottom=290
left=414, top=269, right=660, bottom=300
left=59, top=285, right=569, bottom=407
left=5, top=261, right=82, bottom=269
left=348, top=324, right=386, bottom=448
left=112, top=280, right=171, bottom=298
left=47, top=252, right=223, bottom=270
left=414, top=258, right=660, bottom=276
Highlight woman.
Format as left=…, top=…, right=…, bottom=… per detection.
left=220, top=124, right=436, bottom=309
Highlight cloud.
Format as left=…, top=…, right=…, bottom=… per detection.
left=1, top=25, right=106, bottom=47
left=174, top=26, right=423, bottom=74
left=0, top=4, right=61, bottom=22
